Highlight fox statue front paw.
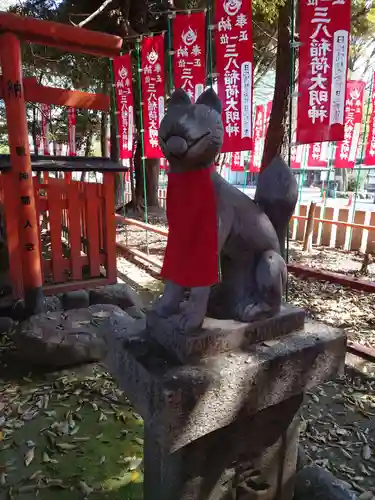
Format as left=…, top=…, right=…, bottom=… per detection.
left=153, top=296, right=181, bottom=318
left=171, top=309, right=206, bottom=333
left=236, top=302, right=279, bottom=323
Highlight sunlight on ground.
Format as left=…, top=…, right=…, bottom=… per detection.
left=0, top=366, right=144, bottom=500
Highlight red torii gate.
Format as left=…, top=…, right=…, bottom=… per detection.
left=0, top=12, right=123, bottom=316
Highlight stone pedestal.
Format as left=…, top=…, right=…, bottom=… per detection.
left=104, top=306, right=346, bottom=500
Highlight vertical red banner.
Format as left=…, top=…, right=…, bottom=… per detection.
left=265, top=101, right=272, bottom=134
left=173, top=12, right=206, bottom=102
left=297, top=0, right=350, bottom=144
left=35, top=110, right=41, bottom=153
left=308, top=143, right=327, bottom=167
left=215, top=0, right=253, bottom=153
left=231, top=151, right=245, bottom=171
left=67, top=107, right=76, bottom=157
left=364, top=74, right=375, bottom=166
left=41, top=103, right=50, bottom=156
left=335, top=80, right=365, bottom=169
left=141, top=35, right=165, bottom=159
left=291, top=144, right=303, bottom=169
left=249, top=104, right=265, bottom=172
left=113, top=54, right=134, bottom=160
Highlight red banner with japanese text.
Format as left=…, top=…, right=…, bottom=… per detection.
left=335, top=80, right=365, bottom=169
left=113, top=54, right=134, bottom=160
left=173, top=13, right=206, bottom=102
left=265, top=100, right=272, bottom=134
left=364, top=74, right=375, bottom=166
left=160, top=158, right=169, bottom=171
left=141, top=35, right=165, bottom=159
left=291, top=144, right=304, bottom=169
left=249, top=104, right=265, bottom=172
left=297, top=0, right=350, bottom=144
left=67, top=107, right=76, bottom=157
left=41, top=103, right=50, bottom=156
left=231, top=151, right=245, bottom=171
left=106, top=120, right=111, bottom=158
left=215, top=0, right=253, bottom=153
left=35, top=112, right=41, bottom=153
left=308, top=143, right=327, bottom=167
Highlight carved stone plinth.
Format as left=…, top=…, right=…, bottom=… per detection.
left=103, top=311, right=346, bottom=500
left=147, top=304, right=305, bottom=363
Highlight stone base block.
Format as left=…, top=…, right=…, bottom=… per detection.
left=13, top=304, right=134, bottom=368
left=147, top=304, right=305, bottom=363
left=104, top=320, right=346, bottom=453
left=143, top=395, right=303, bottom=500
left=237, top=415, right=300, bottom=499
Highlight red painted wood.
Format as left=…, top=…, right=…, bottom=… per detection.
left=0, top=33, right=43, bottom=299
left=43, top=277, right=110, bottom=295
left=48, top=183, right=65, bottom=283
left=97, top=183, right=104, bottom=252
left=0, top=77, right=110, bottom=111
left=288, top=263, right=375, bottom=293
left=102, top=173, right=117, bottom=283
left=80, top=182, right=88, bottom=255
left=0, top=12, right=123, bottom=58
left=0, top=173, right=23, bottom=298
left=43, top=254, right=106, bottom=275
left=33, top=178, right=44, bottom=282
left=347, top=341, right=375, bottom=363
left=67, top=181, right=82, bottom=280
left=85, top=183, right=101, bottom=277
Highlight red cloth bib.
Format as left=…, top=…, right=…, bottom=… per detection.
left=161, top=167, right=218, bottom=287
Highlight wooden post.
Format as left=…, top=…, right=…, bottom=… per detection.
left=0, top=32, right=44, bottom=315
left=303, top=202, right=317, bottom=252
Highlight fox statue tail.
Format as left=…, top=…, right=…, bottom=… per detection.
left=254, top=156, right=298, bottom=258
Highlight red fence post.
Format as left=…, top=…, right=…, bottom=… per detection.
left=0, top=32, right=44, bottom=314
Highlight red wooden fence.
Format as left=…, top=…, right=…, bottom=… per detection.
left=0, top=172, right=117, bottom=299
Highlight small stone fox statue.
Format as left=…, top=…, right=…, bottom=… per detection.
left=152, top=88, right=298, bottom=333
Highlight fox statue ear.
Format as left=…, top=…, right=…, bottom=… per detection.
left=168, top=88, right=191, bottom=108
left=196, top=88, right=222, bottom=114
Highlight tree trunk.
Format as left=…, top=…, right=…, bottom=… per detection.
left=101, top=112, right=110, bottom=157
left=85, top=130, right=94, bottom=156
left=131, top=142, right=160, bottom=211
left=261, top=1, right=291, bottom=171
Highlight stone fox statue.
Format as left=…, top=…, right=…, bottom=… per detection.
left=152, top=87, right=298, bottom=333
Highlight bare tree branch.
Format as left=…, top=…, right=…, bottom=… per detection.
left=78, top=0, right=113, bottom=28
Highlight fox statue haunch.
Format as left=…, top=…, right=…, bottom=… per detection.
left=152, top=88, right=298, bottom=333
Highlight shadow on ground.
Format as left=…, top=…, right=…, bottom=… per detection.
left=0, top=355, right=144, bottom=500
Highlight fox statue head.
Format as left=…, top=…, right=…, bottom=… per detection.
left=158, top=88, right=224, bottom=172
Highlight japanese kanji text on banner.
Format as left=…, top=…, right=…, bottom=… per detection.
left=335, top=80, right=365, bottom=169
left=297, top=0, right=350, bottom=144
left=231, top=151, right=245, bottom=171
left=308, top=142, right=328, bottom=167
left=215, top=0, right=254, bottom=153
left=141, top=35, right=165, bottom=159
left=67, top=107, right=76, bottom=157
left=41, top=103, right=50, bottom=156
left=173, top=12, right=206, bottom=102
left=364, top=74, right=375, bottom=166
left=250, top=104, right=265, bottom=171
left=113, top=54, right=134, bottom=160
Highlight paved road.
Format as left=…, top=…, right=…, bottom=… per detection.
left=238, top=186, right=375, bottom=212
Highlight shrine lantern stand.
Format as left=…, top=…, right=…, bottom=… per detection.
left=0, top=12, right=124, bottom=316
